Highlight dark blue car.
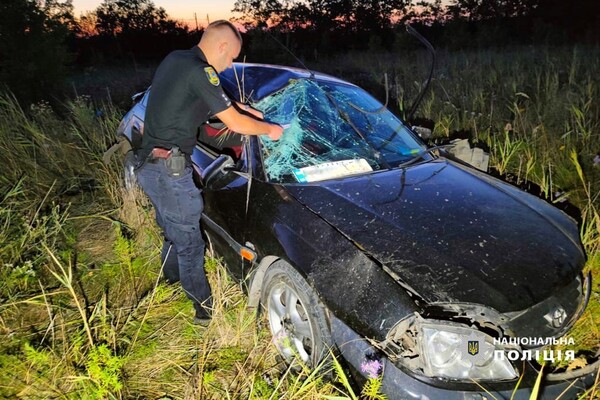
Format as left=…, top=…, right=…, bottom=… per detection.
left=117, top=63, right=598, bottom=399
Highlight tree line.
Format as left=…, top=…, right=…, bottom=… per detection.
left=1, top=0, right=598, bottom=104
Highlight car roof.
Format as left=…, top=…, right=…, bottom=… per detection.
left=219, top=62, right=354, bottom=102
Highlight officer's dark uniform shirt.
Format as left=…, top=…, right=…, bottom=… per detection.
left=142, top=46, right=232, bottom=156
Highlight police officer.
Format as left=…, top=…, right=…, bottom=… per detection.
left=136, top=20, right=283, bottom=325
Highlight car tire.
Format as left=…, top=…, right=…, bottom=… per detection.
left=261, top=260, right=333, bottom=368
left=123, top=150, right=137, bottom=191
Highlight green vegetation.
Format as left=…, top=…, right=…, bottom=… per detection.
left=1, top=44, right=599, bottom=399
left=0, top=90, right=351, bottom=398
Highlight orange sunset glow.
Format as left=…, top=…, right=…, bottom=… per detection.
left=74, top=0, right=238, bottom=27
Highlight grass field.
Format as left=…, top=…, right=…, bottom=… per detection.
left=0, top=44, right=599, bottom=399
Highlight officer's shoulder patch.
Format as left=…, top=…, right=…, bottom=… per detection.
left=204, top=66, right=220, bottom=86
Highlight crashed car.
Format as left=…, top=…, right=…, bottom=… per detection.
left=117, top=62, right=598, bottom=399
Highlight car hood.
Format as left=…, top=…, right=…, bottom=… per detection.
left=284, top=159, right=585, bottom=312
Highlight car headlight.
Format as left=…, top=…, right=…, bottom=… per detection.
left=384, top=316, right=518, bottom=381
left=419, top=321, right=518, bottom=380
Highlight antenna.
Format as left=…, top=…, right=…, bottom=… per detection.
left=406, top=25, right=436, bottom=122
left=263, top=28, right=315, bottom=79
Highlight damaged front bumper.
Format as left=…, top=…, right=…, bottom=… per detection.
left=331, top=316, right=600, bottom=400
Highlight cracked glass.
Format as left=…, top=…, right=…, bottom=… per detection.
left=254, top=79, right=425, bottom=183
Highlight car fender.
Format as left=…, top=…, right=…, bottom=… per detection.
left=247, top=209, right=420, bottom=341
left=247, top=255, right=280, bottom=308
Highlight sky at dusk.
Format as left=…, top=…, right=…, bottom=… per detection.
left=73, top=0, right=239, bottom=27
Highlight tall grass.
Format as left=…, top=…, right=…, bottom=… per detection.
left=1, top=44, right=599, bottom=399
left=0, top=91, right=353, bottom=399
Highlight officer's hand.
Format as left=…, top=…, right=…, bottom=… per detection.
left=267, top=124, right=284, bottom=141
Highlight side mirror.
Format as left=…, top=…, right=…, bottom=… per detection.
left=201, top=154, right=236, bottom=188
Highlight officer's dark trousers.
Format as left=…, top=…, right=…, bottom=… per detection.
left=137, top=160, right=211, bottom=317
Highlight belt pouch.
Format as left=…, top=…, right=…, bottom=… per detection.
left=165, top=147, right=186, bottom=177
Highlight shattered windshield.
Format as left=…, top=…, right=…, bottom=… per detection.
left=255, top=79, right=425, bottom=183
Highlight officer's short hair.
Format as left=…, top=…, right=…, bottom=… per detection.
left=208, top=20, right=242, bottom=45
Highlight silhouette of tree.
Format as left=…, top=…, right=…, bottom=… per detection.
left=355, top=0, right=407, bottom=31
left=95, top=0, right=179, bottom=36
left=232, top=0, right=409, bottom=57
left=0, top=0, right=74, bottom=103
left=83, top=0, right=190, bottom=62
left=406, top=0, right=447, bottom=25
left=532, top=0, right=600, bottom=42
left=231, top=0, right=284, bottom=28
left=417, top=0, right=600, bottom=45
left=446, top=0, right=539, bottom=21
left=77, top=11, right=99, bottom=37
left=233, top=0, right=408, bottom=32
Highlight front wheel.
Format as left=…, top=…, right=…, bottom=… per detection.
left=261, top=261, right=332, bottom=367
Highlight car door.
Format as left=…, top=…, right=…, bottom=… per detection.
left=192, top=128, right=252, bottom=281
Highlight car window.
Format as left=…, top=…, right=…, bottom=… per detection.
left=192, top=126, right=247, bottom=178
left=255, top=79, right=425, bottom=183
left=197, top=122, right=245, bottom=163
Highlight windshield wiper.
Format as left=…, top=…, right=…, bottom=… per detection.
left=396, top=144, right=452, bottom=169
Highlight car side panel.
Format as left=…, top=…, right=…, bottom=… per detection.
left=244, top=178, right=418, bottom=340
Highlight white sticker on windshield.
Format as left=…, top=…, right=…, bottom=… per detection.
left=293, top=159, right=373, bottom=182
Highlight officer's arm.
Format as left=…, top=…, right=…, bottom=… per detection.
left=235, top=101, right=264, bottom=119
left=215, top=106, right=283, bottom=140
